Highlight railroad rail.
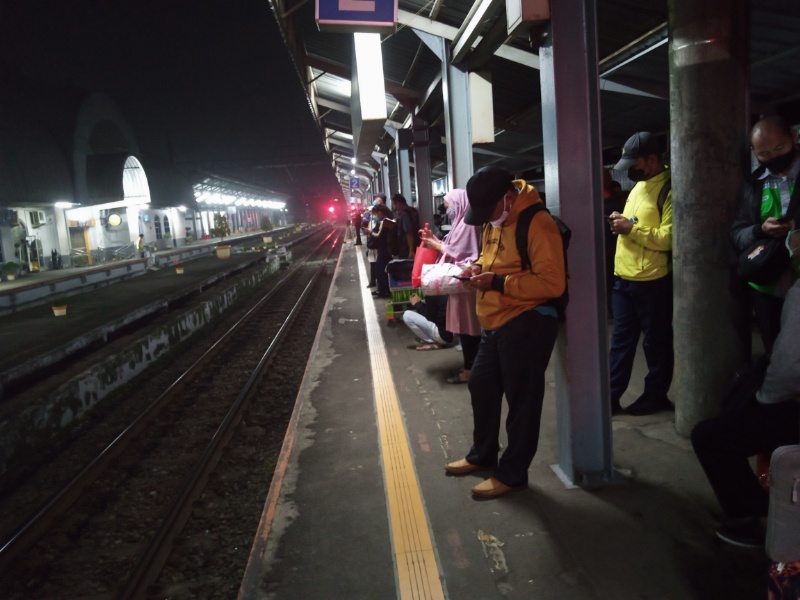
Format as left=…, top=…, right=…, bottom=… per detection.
left=0, top=230, right=341, bottom=598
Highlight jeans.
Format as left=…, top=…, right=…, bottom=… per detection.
left=465, top=310, right=558, bottom=487
left=609, top=274, right=674, bottom=404
left=403, top=310, right=447, bottom=345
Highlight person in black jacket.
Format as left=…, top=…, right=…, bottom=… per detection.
left=731, top=116, right=800, bottom=355
left=367, top=204, right=393, bottom=298
left=390, top=194, right=420, bottom=259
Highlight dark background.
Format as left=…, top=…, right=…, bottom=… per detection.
left=0, top=0, right=342, bottom=213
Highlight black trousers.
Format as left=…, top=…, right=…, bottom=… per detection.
left=691, top=399, right=800, bottom=520
left=459, top=334, right=481, bottom=372
left=466, top=310, right=558, bottom=487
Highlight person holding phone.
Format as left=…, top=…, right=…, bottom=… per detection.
left=418, top=189, right=482, bottom=383
left=608, top=131, right=674, bottom=416
left=443, top=167, right=565, bottom=499
left=731, top=116, right=800, bottom=356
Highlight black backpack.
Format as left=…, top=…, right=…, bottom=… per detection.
left=515, top=204, right=571, bottom=320
left=392, top=206, right=421, bottom=257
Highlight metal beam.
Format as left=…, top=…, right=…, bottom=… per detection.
left=397, top=9, right=661, bottom=98
left=304, top=54, right=422, bottom=104
left=316, top=96, right=351, bottom=114
left=450, top=0, right=504, bottom=64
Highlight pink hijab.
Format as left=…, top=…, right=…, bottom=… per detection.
left=438, top=189, right=481, bottom=264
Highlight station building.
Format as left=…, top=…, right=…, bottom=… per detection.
left=0, top=82, right=289, bottom=272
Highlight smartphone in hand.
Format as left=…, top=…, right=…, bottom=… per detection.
left=452, top=275, right=471, bottom=281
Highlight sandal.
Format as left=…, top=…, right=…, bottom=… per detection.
left=447, top=370, right=470, bottom=384
left=415, top=343, right=441, bottom=351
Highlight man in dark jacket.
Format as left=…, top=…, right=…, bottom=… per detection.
left=730, top=116, right=800, bottom=355
left=390, top=194, right=420, bottom=259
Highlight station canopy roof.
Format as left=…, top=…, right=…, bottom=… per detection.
left=270, top=0, right=800, bottom=197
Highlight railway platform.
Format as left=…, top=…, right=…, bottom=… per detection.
left=240, top=241, right=766, bottom=600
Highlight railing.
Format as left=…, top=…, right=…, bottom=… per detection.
left=69, top=243, right=141, bottom=268
left=113, top=241, right=137, bottom=260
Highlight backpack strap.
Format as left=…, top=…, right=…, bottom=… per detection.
left=656, top=178, right=671, bottom=219
left=516, top=204, right=547, bottom=271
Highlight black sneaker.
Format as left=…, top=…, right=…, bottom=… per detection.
left=625, top=394, right=673, bottom=416
left=715, top=518, right=765, bottom=548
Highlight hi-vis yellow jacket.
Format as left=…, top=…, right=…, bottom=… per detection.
left=614, top=168, right=673, bottom=281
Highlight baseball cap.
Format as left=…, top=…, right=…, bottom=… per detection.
left=613, top=132, right=660, bottom=170
left=465, top=167, right=515, bottom=225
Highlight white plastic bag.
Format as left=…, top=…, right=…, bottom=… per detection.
left=420, top=262, right=471, bottom=296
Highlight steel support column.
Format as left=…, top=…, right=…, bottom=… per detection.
left=540, top=0, right=615, bottom=487
left=415, top=30, right=474, bottom=190
left=397, top=145, right=412, bottom=200
left=444, top=58, right=475, bottom=190
left=669, top=0, right=748, bottom=435
left=412, top=115, right=434, bottom=224
left=381, top=160, right=390, bottom=196
left=387, top=148, right=399, bottom=196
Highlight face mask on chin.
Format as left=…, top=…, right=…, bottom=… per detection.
left=490, top=211, right=509, bottom=227
left=490, top=202, right=509, bottom=227
left=760, top=146, right=797, bottom=174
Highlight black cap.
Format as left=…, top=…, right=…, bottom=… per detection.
left=465, top=167, right=515, bottom=225
left=613, top=132, right=660, bottom=170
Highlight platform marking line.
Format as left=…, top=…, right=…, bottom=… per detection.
left=358, top=253, right=446, bottom=600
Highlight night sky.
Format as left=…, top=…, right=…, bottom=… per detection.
left=0, top=0, right=341, bottom=209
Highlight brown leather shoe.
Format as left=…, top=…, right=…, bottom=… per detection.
left=444, top=458, right=485, bottom=476
left=471, top=477, right=526, bottom=499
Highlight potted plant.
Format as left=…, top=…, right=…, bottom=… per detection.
left=261, top=216, right=274, bottom=245
left=163, top=232, right=173, bottom=248
left=51, top=296, right=68, bottom=317
left=213, top=214, right=232, bottom=259
left=3, top=261, right=19, bottom=281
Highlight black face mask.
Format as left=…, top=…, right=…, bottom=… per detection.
left=759, top=146, right=797, bottom=174
left=627, top=167, right=647, bottom=182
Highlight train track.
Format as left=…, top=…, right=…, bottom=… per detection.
left=0, top=231, right=341, bottom=598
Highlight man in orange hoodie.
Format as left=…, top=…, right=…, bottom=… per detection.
left=444, top=166, right=566, bottom=498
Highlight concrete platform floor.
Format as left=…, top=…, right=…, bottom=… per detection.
left=246, top=243, right=766, bottom=600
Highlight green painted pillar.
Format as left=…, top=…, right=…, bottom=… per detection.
left=669, top=0, right=749, bottom=435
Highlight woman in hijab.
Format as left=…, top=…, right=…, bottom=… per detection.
left=419, top=189, right=482, bottom=383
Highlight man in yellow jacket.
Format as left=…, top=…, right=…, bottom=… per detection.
left=608, top=131, right=674, bottom=416
left=444, top=166, right=566, bottom=498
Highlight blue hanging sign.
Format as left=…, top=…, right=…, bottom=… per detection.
left=350, top=177, right=360, bottom=189
left=316, top=0, right=397, bottom=33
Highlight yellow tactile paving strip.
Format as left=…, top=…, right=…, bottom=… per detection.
left=358, top=252, right=446, bottom=600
